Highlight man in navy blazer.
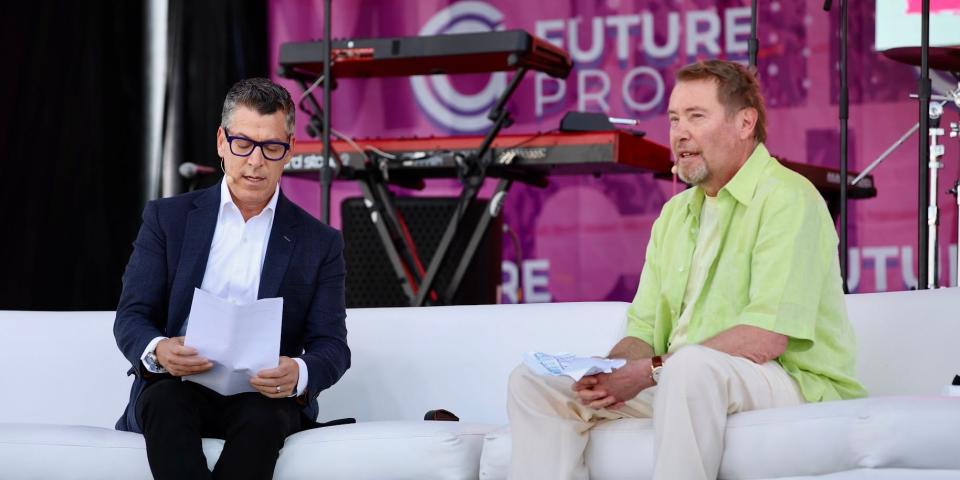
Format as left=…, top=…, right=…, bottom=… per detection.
left=114, top=78, right=350, bottom=480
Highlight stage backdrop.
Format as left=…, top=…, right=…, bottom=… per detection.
left=268, top=0, right=960, bottom=302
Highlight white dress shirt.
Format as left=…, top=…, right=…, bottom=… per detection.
left=141, top=179, right=308, bottom=396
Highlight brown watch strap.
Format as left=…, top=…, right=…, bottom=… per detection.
left=651, top=355, right=664, bottom=370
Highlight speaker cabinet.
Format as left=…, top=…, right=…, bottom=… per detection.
left=341, top=196, right=502, bottom=307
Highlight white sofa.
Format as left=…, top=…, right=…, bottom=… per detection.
left=1, top=289, right=959, bottom=479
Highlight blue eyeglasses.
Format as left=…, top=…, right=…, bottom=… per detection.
left=224, top=128, right=291, bottom=161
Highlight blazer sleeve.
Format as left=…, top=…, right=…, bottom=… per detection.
left=113, top=201, right=168, bottom=377
left=299, top=230, right=351, bottom=399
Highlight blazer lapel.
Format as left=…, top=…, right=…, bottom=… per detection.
left=169, top=185, right=220, bottom=335
left=259, top=191, right=299, bottom=300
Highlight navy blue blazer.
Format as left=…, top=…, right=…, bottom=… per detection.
left=113, top=183, right=350, bottom=433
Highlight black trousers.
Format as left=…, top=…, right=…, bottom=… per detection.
left=137, top=378, right=304, bottom=480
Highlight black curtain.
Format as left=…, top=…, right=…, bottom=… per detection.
left=0, top=1, right=147, bottom=310
left=167, top=0, right=268, bottom=194
left=0, top=0, right=268, bottom=310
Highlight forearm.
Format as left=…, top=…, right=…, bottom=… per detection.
left=301, top=230, right=350, bottom=397
left=607, top=336, right=655, bottom=361
left=700, top=324, right=787, bottom=364
left=114, top=305, right=166, bottom=365
left=301, top=339, right=351, bottom=396
left=114, top=201, right=169, bottom=368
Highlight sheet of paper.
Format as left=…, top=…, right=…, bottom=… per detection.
left=183, top=288, right=283, bottom=396
left=523, top=351, right=626, bottom=382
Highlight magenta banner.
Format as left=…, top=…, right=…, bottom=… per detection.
left=269, top=0, right=960, bottom=301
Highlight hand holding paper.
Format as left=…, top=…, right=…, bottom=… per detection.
left=250, top=356, right=300, bottom=398
left=156, top=336, right=212, bottom=377
left=183, top=288, right=284, bottom=396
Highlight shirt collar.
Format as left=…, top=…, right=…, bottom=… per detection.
left=686, top=143, right=771, bottom=219
left=219, top=178, right=280, bottom=217
left=721, top=143, right=770, bottom=206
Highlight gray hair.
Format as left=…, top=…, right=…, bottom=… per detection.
left=220, top=78, right=296, bottom=136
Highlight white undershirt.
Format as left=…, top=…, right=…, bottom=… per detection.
left=141, top=179, right=308, bottom=396
left=668, top=194, right=722, bottom=352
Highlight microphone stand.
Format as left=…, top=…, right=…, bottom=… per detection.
left=320, top=0, right=333, bottom=225
left=823, top=0, right=850, bottom=293
left=748, top=0, right=758, bottom=68
left=918, top=0, right=932, bottom=288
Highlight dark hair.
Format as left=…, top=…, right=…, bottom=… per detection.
left=220, top=78, right=295, bottom=136
left=676, top=60, right=766, bottom=144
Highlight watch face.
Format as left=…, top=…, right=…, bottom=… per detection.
left=652, top=367, right=662, bottom=383
left=146, top=353, right=163, bottom=372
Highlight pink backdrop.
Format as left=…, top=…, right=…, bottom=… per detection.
left=269, top=0, right=960, bottom=302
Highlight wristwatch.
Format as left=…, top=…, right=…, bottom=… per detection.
left=650, top=355, right=664, bottom=384
left=144, top=350, right=167, bottom=374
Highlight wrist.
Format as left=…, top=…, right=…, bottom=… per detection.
left=649, top=355, right=664, bottom=384
left=141, top=336, right=169, bottom=374
left=625, top=359, right=649, bottom=383
left=145, top=348, right=167, bottom=373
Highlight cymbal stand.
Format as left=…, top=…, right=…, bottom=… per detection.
left=851, top=123, right=919, bottom=187
left=951, top=120, right=960, bottom=287
left=926, top=80, right=960, bottom=288
left=856, top=80, right=959, bottom=288
left=926, top=101, right=946, bottom=288
left=947, top=75, right=960, bottom=287
left=852, top=95, right=951, bottom=186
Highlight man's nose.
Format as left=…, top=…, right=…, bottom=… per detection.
left=671, top=123, right=690, bottom=143
left=246, top=147, right=267, bottom=166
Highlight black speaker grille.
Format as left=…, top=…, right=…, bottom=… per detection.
left=341, top=196, right=502, bottom=307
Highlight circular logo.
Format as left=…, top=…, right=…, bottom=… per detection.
left=411, top=1, right=506, bottom=132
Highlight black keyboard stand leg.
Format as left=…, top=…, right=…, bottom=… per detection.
left=442, top=178, right=513, bottom=304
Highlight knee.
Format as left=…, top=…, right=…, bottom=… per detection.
left=508, top=363, right=551, bottom=405
left=231, top=396, right=297, bottom=438
left=507, top=364, right=545, bottom=400
left=139, top=380, right=191, bottom=411
left=137, top=380, right=197, bottom=428
left=507, top=363, right=575, bottom=405
left=660, top=345, right=725, bottom=387
left=508, top=364, right=529, bottom=397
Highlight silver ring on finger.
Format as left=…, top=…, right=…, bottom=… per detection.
left=276, top=385, right=281, bottom=393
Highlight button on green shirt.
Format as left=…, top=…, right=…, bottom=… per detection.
left=626, top=144, right=867, bottom=402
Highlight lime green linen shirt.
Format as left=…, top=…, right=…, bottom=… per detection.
left=626, top=144, right=867, bottom=402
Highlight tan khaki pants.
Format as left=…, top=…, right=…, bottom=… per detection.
left=506, top=345, right=805, bottom=480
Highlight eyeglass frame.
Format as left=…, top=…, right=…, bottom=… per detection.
left=223, top=128, right=292, bottom=161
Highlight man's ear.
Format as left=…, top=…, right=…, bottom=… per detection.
left=216, top=127, right=226, bottom=158
left=737, top=108, right=758, bottom=141
left=281, top=135, right=296, bottom=167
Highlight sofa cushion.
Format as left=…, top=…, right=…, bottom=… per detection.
left=0, top=423, right=225, bottom=479
left=722, top=396, right=960, bottom=476
left=845, top=289, right=960, bottom=396
left=0, top=311, right=132, bottom=428
left=1, top=421, right=493, bottom=480
left=479, top=396, right=960, bottom=479
left=478, top=425, right=511, bottom=480
left=317, top=302, right=629, bottom=426
left=775, top=469, right=960, bottom=479
left=274, top=421, right=494, bottom=480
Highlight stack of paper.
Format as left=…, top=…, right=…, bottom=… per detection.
left=523, top=351, right=626, bottom=381
left=183, top=288, right=283, bottom=396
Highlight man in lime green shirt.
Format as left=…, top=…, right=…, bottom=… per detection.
left=507, top=60, right=866, bottom=480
